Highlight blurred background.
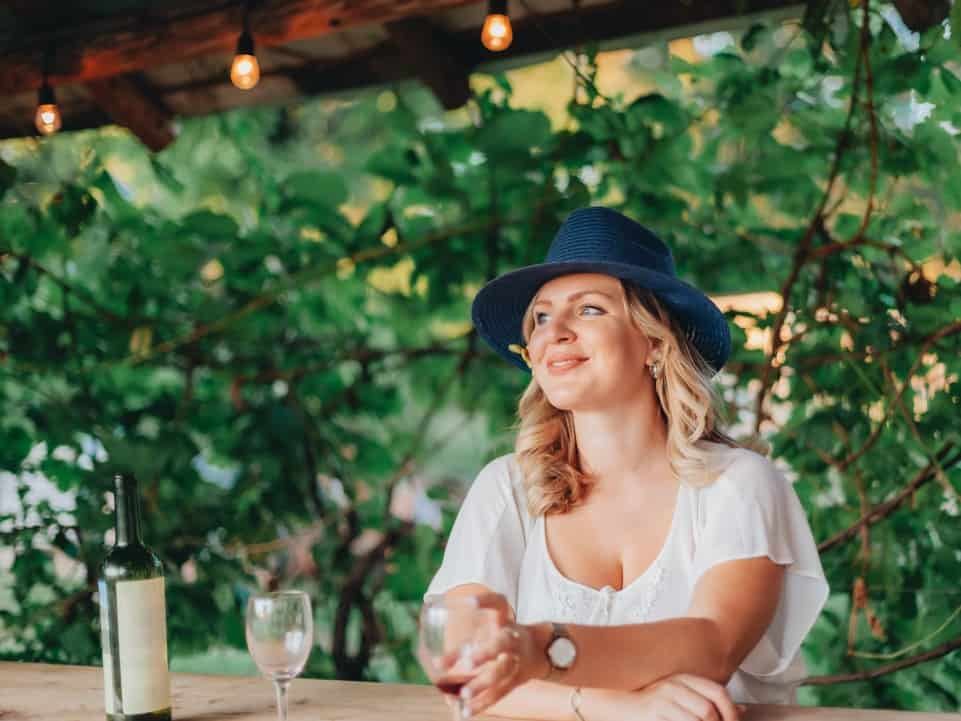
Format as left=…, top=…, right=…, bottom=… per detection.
left=1, top=0, right=960, bottom=711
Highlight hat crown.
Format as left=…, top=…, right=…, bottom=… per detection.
left=546, top=207, right=676, bottom=276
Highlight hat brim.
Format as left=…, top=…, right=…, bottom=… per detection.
left=471, top=260, right=731, bottom=374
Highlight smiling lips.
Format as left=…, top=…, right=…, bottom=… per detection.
left=545, top=355, right=589, bottom=373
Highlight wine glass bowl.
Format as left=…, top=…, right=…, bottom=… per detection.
left=245, top=591, right=313, bottom=720
left=418, top=597, right=498, bottom=713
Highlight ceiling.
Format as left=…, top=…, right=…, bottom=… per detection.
left=0, top=0, right=803, bottom=150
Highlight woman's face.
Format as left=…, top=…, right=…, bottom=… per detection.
left=526, top=273, right=654, bottom=412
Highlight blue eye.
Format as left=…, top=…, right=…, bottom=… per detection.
left=581, top=305, right=604, bottom=316
left=534, top=312, right=551, bottom=325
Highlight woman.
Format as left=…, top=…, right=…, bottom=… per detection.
left=423, top=207, right=828, bottom=721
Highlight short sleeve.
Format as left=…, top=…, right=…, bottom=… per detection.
left=692, top=450, right=830, bottom=679
left=424, top=455, right=530, bottom=614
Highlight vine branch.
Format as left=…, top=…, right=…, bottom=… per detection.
left=818, top=442, right=960, bottom=553
left=752, top=0, right=873, bottom=433
left=803, top=635, right=961, bottom=686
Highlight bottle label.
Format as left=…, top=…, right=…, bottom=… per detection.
left=111, top=577, right=171, bottom=714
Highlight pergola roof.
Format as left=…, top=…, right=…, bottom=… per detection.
left=0, top=0, right=803, bottom=150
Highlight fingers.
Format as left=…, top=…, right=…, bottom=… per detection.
left=655, top=699, right=708, bottom=721
left=659, top=682, right=720, bottom=721
left=471, top=592, right=513, bottom=625
left=437, top=645, right=468, bottom=670
left=469, top=625, right=522, bottom=667
left=670, top=675, right=739, bottom=721
left=460, top=651, right=521, bottom=717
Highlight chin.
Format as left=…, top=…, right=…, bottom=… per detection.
left=542, top=387, right=592, bottom=412
left=543, top=379, right=641, bottom=413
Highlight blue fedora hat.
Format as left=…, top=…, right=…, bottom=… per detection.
left=471, top=206, right=731, bottom=374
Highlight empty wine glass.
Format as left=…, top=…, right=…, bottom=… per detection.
left=417, top=596, right=497, bottom=719
left=245, top=590, right=313, bottom=721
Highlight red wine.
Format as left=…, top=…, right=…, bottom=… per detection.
left=435, top=677, right=471, bottom=696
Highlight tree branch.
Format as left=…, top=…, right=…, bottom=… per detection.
left=130, top=201, right=561, bottom=366
left=882, top=359, right=959, bottom=499
left=836, top=319, right=961, bottom=472
left=332, top=522, right=413, bottom=679
left=852, top=0, right=879, bottom=243
left=802, top=634, right=961, bottom=685
left=818, top=442, right=960, bottom=553
left=1, top=249, right=132, bottom=325
left=752, top=0, right=871, bottom=433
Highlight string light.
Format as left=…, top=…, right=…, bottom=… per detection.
left=34, top=49, right=61, bottom=136
left=230, top=6, right=260, bottom=90
left=35, top=82, right=61, bottom=135
left=481, top=0, right=513, bottom=52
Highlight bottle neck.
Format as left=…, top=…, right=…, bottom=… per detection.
left=114, top=474, right=143, bottom=546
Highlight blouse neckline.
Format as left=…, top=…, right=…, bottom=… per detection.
left=539, top=483, right=684, bottom=596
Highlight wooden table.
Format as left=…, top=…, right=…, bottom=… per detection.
left=1, top=662, right=956, bottom=721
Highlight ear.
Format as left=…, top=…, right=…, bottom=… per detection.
left=647, top=337, right=663, bottom=359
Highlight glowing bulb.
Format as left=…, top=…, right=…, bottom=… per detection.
left=34, top=83, right=61, bottom=135
left=481, top=0, right=512, bottom=52
left=231, top=30, right=260, bottom=90
left=231, top=53, right=260, bottom=90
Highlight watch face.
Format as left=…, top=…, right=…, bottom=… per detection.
left=548, top=636, right=577, bottom=669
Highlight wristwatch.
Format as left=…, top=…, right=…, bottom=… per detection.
left=543, top=622, right=577, bottom=680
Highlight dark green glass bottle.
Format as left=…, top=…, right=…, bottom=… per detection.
left=99, top=473, right=172, bottom=721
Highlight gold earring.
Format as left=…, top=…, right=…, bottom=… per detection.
left=508, top=343, right=532, bottom=369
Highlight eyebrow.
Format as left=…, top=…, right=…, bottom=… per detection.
left=532, top=289, right=619, bottom=307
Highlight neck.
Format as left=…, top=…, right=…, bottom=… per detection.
left=114, top=474, right=143, bottom=546
left=572, top=394, right=671, bottom=494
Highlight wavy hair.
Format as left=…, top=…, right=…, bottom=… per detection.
left=515, top=281, right=761, bottom=517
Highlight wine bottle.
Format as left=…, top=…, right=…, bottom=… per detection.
left=99, top=473, right=172, bottom=721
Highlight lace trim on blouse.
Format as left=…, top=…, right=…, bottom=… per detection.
left=541, top=500, right=677, bottom=624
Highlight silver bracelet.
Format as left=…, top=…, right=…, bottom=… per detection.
left=570, top=687, right=587, bottom=721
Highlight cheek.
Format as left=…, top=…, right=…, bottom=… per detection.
left=526, top=330, right=548, bottom=361
left=595, top=328, right=649, bottom=371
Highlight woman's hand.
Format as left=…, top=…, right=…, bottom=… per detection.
left=453, top=670, right=742, bottom=721
left=452, top=592, right=549, bottom=716
left=594, top=675, right=743, bottom=721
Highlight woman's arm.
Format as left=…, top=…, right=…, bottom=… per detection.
left=483, top=679, right=575, bottom=720
left=480, top=677, right=740, bottom=721
left=465, top=556, right=785, bottom=706
left=438, top=566, right=764, bottom=720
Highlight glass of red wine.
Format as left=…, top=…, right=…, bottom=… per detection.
left=418, top=596, right=497, bottom=718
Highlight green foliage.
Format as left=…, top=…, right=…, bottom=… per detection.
left=1, top=3, right=960, bottom=710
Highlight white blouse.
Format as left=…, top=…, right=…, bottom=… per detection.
left=425, top=445, right=830, bottom=704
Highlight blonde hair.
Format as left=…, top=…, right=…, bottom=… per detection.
left=515, top=281, right=759, bottom=517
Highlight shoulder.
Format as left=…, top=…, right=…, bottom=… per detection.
left=466, top=453, right=528, bottom=513
left=690, top=445, right=803, bottom=547
left=473, top=453, right=523, bottom=491
left=696, top=444, right=788, bottom=506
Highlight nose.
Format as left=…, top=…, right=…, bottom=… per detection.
left=542, top=315, right=576, bottom=344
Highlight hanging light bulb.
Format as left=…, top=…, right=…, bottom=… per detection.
left=481, top=0, right=513, bottom=52
left=34, top=81, right=61, bottom=136
left=230, top=28, right=260, bottom=90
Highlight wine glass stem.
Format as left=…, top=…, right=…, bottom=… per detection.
left=274, top=679, right=290, bottom=721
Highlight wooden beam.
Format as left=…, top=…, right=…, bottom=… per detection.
left=460, top=0, right=804, bottom=63
left=261, top=0, right=803, bottom=104
left=0, top=0, right=804, bottom=137
left=0, top=0, right=478, bottom=95
left=86, top=74, right=175, bottom=152
left=383, top=18, right=471, bottom=110
left=181, top=0, right=800, bottom=94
